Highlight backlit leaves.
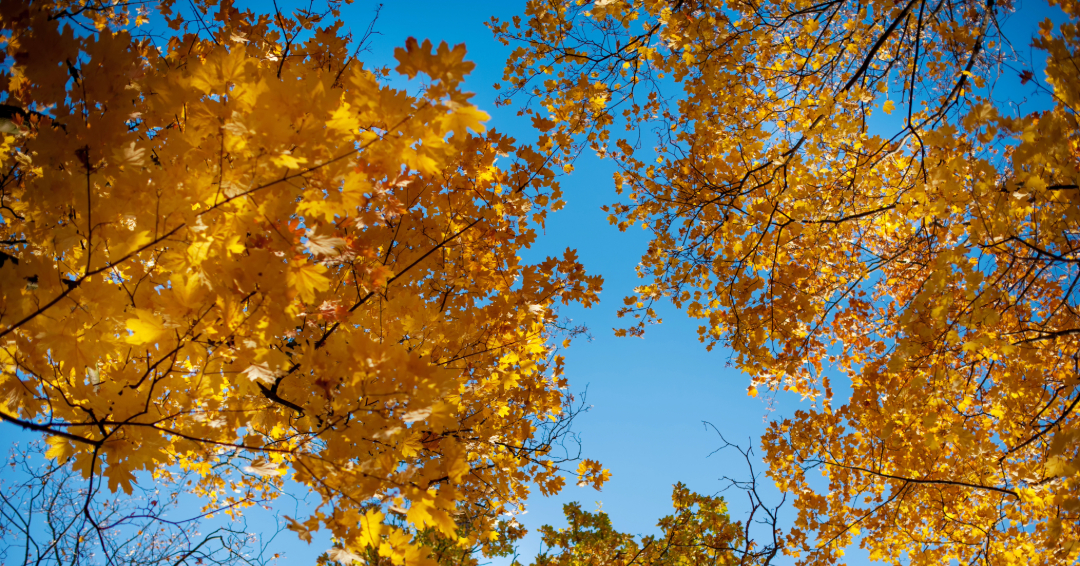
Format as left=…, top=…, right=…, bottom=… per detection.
left=0, top=1, right=603, bottom=564
left=497, top=0, right=1080, bottom=563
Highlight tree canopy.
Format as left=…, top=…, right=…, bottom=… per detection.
left=4, top=0, right=1080, bottom=565
left=0, top=1, right=603, bottom=565
left=495, top=0, right=1080, bottom=563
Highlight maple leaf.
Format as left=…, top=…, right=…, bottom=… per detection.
left=242, top=363, right=281, bottom=386
left=242, top=459, right=285, bottom=477
left=326, top=547, right=365, bottom=565
left=287, top=261, right=331, bottom=303
left=44, top=436, right=73, bottom=462
left=444, top=103, right=489, bottom=135
left=272, top=151, right=307, bottom=169
left=112, top=141, right=145, bottom=168
left=125, top=310, right=168, bottom=345
left=407, top=497, right=458, bottom=537
left=304, top=233, right=345, bottom=257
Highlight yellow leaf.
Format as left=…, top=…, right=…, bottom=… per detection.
left=108, top=466, right=137, bottom=495
left=125, top=309, right=167, bottom=345
left=272, top=152, right=308, bottom=169
left=288, top=261, right=330, bottom=303
left=445, top=104, right=489, bottom=135
left=358, top=509, right=385, bottom=549
left=407, top=497, right=458, bottom=538
left=45, top=436, right=74, bottom=462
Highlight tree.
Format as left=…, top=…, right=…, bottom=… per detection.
left=0, top=440, right=278, bottom=566
left=507, top=434, right=783, bottom=566
left=524, top=486, right=745, bottom=566
left=0, top=1, right=605, bottom=564
left=496, top=0, right=1080, bottom=563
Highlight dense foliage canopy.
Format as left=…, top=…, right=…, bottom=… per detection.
left=495, top=0, right=1080, bottom=563
left=5, top=0, right=1080, bottom=564
left=0, top=1, right=604, bottom=564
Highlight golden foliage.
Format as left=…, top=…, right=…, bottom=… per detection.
left=0, top=1, right=604, bottom=564
left=496, top=0, right=1080, bottom=563
left=529, top=485, right=745, bottom=566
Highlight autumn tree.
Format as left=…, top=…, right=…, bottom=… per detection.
left=521, top=432, right=785, bottom=566
left=523, top=486, right=745, bottom=566
left=489, top=433, right=783, bottom=566
left=496, top=0, right=1080, bottom=563
left=0, top=1, right=607, bottom=564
